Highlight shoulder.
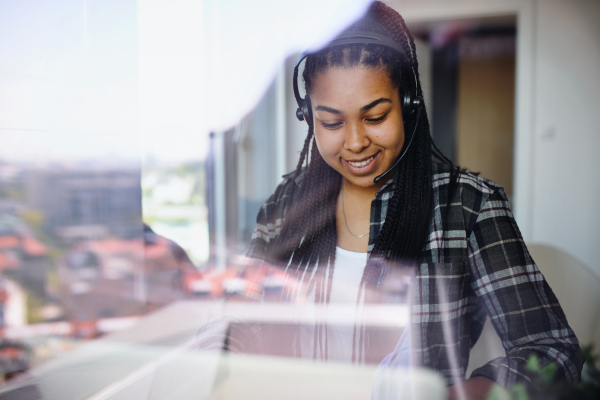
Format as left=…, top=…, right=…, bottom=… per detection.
left=252, top=170, right=300, bottom=242
left=263, top=170, right=301, bottom=216
left=432, top=162, right=506, bottom=203
left=431, top=162, right=510, bottom=233
left=432, top=162, right=500, bottom=194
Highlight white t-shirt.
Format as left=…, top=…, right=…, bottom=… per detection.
left=297, top=246, right=368, bottom=363
left=329, top=246, right=369, bottom=303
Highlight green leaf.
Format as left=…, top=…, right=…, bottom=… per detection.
left=511, top=383, right=531, bottom=400
left=525, top=355, right=540, bottom=373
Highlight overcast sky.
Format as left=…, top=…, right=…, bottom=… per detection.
left=0, top=0, right=368, bottom=164
left=0, top=0, right=145, bottom=163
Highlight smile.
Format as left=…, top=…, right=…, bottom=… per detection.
left=342, top=152, right=380, bottom=173
left=346, top=155, right=375, bottom=167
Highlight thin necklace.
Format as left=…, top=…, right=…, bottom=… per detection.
left=341, top=182, right=369, bottom=238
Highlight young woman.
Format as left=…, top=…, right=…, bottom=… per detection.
left=246, top=2, right=582, bottom=398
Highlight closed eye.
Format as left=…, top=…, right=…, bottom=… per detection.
left=320, top=121, right=343, bottom=129
left=366, top=114, right=387, bottom=124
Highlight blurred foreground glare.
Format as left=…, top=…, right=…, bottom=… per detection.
left=5, top=0, right=597, bottom=398
left=0, top=0, right=422, bottom=397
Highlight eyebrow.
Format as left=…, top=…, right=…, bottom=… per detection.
left=360, top=97, right=392, bottom=112
left=314, top=105, right=342, bottom=114
left=314, top=97, right=392, bottom=115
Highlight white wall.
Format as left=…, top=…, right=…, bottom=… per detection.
left=530, top=0, right=600, bottom=275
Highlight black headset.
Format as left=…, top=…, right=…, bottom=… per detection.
left=292, top=31, right=424, bottom=183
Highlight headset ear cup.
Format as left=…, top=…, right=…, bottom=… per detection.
left=402, top=91, right=413, bottom=120
left=413, top=96, right=423, bottom=112
left=296, top=99, right=313, bottom=128
left=302, top=103, right=311, bottom=123
left=304, top=97, right=313, bottom=128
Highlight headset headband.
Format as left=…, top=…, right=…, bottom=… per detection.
left=292, top=31, right=408, bottom=106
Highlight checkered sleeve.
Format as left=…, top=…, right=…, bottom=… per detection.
left=245, top=194, right=272, bottom=262
left=467, top=187, right=583, bottom=390
left=245, top=174, right=295, bottom=262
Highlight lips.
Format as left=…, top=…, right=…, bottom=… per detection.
left=346, top=155, right=375, bottom=167
left=342, top=152, right=380, bottom=174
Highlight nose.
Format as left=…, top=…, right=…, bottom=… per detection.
left=343, top=122, right=370, bottom=153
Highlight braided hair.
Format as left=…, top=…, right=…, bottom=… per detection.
left=274, top=1, right=459, bottom=278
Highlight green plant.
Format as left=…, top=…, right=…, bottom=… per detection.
left=487, top=345, right=600, bottom=400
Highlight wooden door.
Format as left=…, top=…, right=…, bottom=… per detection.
left=456, top=36, right=515, bottom=196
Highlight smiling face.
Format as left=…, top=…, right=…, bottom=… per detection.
left=310, top=65, right=405, bottom=192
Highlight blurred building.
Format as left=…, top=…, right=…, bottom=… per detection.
left=25, top=169, right=142, bottom=243
left=59, top=238, right=145, bottom=320
left=0, top=234, right=49, bottom=300
left=57, top=227, right=198, bottom=321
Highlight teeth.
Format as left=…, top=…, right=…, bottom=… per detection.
left=348, top=155, right=374, bottom=167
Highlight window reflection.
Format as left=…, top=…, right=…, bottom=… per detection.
left=0, top=0, right=598, bottom=398
left=0, top=158, right=212, bottom=383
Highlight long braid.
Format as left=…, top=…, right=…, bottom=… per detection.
left=373, top=1, right=465, bottom=241
left=294, top=128, right=314, bottom=180
left=276, top=136, right=339, bottom=272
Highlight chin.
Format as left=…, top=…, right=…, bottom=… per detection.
left=343, top=174, right=380, bottom=188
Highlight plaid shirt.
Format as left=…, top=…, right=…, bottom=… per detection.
left=247, top=162, right=583, bottom=391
